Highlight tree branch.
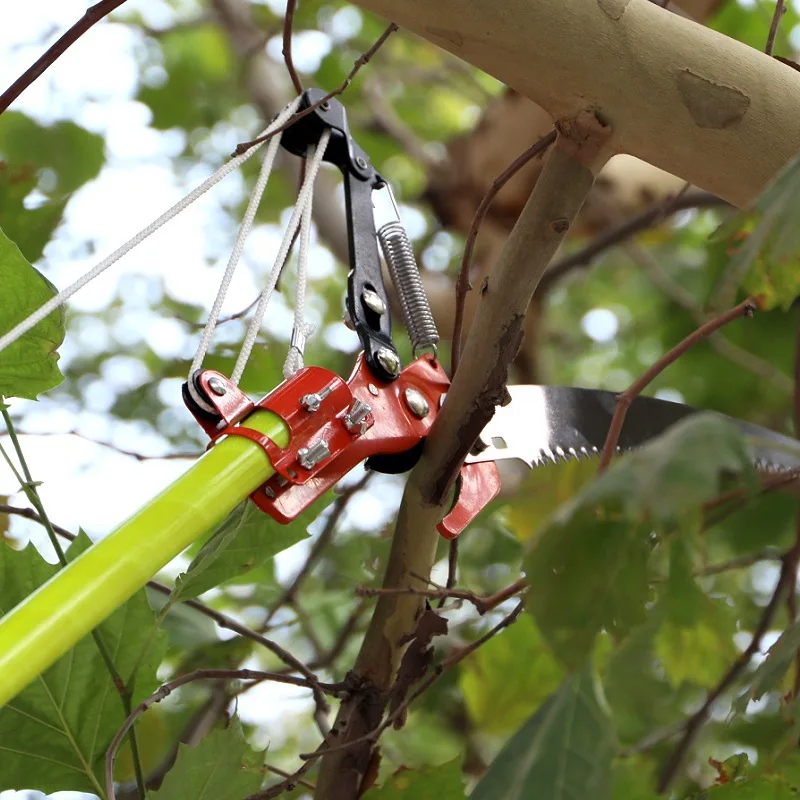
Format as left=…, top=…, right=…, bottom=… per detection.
left=313, top=111, right=612, bottom=800
left=451, top=130, right=556, bottom=375
left=282, top=0, right=304, bottom=95
left=597, top=298, right=757, bottom=472
left=766, top=0, right=786, bottom=56
left=0, top=0, right=127, bottom=115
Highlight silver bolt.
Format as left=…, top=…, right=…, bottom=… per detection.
left=343, top=399, right=372, bottom=434
left=376, top=347, right=401, bottom=377
left=404, top=387, right=429, bottom=419
left=368, top=383, right=379, bottom=396
left=362, top=289, right=386, bottom=315
left=320, top=101, right=331, bottom=111
left=297, top=439, right=331, bottom=470
left=300, top=386, right=333, bottom=412
left=208, top=376, right=227, bottom=397
left=264, top=486, right=276, bottom=499
left=356, top=155, right=368, bottom=170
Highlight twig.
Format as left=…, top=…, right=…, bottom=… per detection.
left=302, top=603, right=523, bottom=761
left=0, top=0, right=127, bottom=115
left=356, top=576, right=528, bottom=615
left=439, top=539, right=459, bottom=608
left=597, top=298, right=757, bottom=472
left=233, top=23, right=398, bottom=157
left=282, top=0, right=304, bottom=95
left=539, top=190, right=726, bottom=292
left=791, top=313, right=800, bottom=697
left=105, top=669, right=345, bottom=800
left=260, top=763, right=315, bottom=791
left=450, top=129, right=557, bottom=376
left=263, top=473, right=370, bottom=627
left=301, top=601, right=524, bottom=761
left=13, top=429, right=200, bottom=461
left=658, top=557, right=792, bottom=792
left=766, top=0, right=787, bottom=55
left=307, top=599, right=368, bottom=670
left=620, top=721, right=685, bottom=757
left=246, top=740, right=330, bottom=800
left=697, top=548, right=784, bottom=577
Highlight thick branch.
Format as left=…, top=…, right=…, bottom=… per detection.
left=349, top=0, right=800, bottom=208
left=313, top=113, right=610, bottom=800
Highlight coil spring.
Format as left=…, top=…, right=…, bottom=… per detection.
left=377, top=221, right=439, bottom=354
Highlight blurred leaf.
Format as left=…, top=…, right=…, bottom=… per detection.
left=0, top=532, right=166, bottom=794
left=0, top=111, right=104, bottom=194
left=0, top=162, right=67, bottom=261
left=717, top=154, right=800, bottom=310
left=686, top=754, right=800, bottom=797
left=139, top=25, right=240, bottom=131
left=171, top=494, right=332, bottom=602
left=459, top=612, right=564, bottom=734
left=611, top=757, right=660, bottom=799
left=503, top=457, right=597, bottom=542
left=732, top=618, right=800, bottom=714
left=364, top=758, right=465, bottom=799
left=151, top=719, right=263, bottom=799
left=655, top=541, right=737, bottom=689
left=470, top=663, right=617, bottom=800
left=0, top=227, right=65, bottom=399
left=525, top=415, right=754, bottom=668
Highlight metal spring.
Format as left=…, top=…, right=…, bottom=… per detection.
left=377, top=221, right=439, bottom=354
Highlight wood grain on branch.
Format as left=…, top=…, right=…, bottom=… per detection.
left=349, top=0, right=800, bottom=209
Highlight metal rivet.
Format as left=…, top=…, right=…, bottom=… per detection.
left=264, top=486, right=276, bottom=499
left=404, top=387, right=429, bottom=419
left=376, top=347, right=401, bottom=377
left=356, top=155, right=368, bottom=170
left=208, top=376, right=227, bottom=396
left=320, top=101, right=331, bottom=111
left=368, top=383, right=379, bottom=396
left=362, top=289, right=385, bottom=315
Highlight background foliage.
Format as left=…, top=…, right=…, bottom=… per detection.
left=3, top=0, right=800, bottom=798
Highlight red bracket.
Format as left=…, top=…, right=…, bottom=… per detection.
left=185, top=355, right=501, bottom=538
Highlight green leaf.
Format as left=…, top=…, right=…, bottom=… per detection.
left=0, top=531, right=166, bottom=795
left=0, top=162, right=67, bottom=262
left=138, top=25, right=239, bottom=131
left=364, top=758, right=465, bottom=799
left=151, top=719, right=263, bottom=799
left=524, top=414, right=754, bottom=668
left=470, top=663, right=617, bottom=800
left=0, top=111, right=104, bottom=194
left=717, top=153, right=800, bottom=310
left=170, top=494, right=332, bottom=602
left=459, top=612, right=564, bottom=734
left=0, top=227, right=65, bottom=399
left=611, top=757, right=660, bottom=799
left=732, top=618, right=800, bottom=714
left=655, top=541, right=737, bottom=689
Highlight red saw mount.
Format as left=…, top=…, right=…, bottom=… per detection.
left=186, top=355, right=500, bottom=539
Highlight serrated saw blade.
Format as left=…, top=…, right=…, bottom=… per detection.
left=463, top=385, right=800, bottom=472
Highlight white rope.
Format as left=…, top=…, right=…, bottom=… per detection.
left=0, top=100, right=301, bottom=357
left=189, top=96, right=302, bottom=378
left=231, top=128, right=331, bottom=385
left=282, top=183, right=315, bottom=379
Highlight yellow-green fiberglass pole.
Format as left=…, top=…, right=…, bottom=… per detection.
left=0, top=410, right=288, bottom=708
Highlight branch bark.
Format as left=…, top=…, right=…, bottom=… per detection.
left=349, top=0, right=800, bottom=209
left=313, top=112, right=611, bottom=800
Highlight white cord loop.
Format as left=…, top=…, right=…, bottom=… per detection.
left=0, top=100, right=301, bottom=357
left=231, top=127, right=331, bottom=385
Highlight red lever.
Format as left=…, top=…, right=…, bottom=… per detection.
left=185, top=354, right=500, bottom=538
